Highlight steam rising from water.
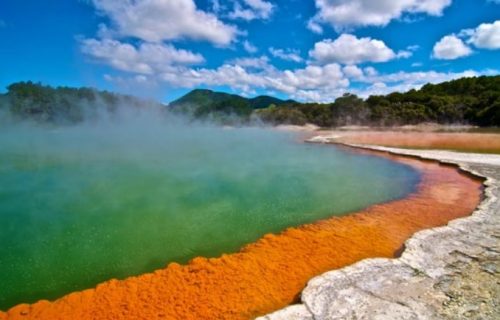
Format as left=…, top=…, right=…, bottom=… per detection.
left=0, top=108, right=420, bottom=309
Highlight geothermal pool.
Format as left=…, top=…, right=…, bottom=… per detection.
left=0, top=119, right=420, bottom=310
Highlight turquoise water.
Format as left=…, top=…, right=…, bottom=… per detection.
left=0, top=119, right=420, bottom=310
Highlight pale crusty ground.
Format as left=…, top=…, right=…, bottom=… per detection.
left=259, top=136, right=500, bottom=320
left=316, top=130, right=500, bottom=154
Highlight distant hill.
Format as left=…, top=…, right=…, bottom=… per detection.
left=249, top=95, right=295, bottom=109
left=169, top=89, right=294, bottom=121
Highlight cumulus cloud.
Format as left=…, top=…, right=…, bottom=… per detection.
left=366, top=69, right=480, bottom=85
left=103, top=74, right=160, bottom=93
left=243, top=40, right=258, bottom=53
left=432, top=20, right=500, bottom=61
left=465, top=20, right=500, bottom=49
left=228, top=0, right=275, bottom=21
left=90, top=44, right=347, bottom=101
left=354, top=69, right=496, bottom=98
left=99, top=52, right=498, bottom=102
left=432, top=35, right=473, bottom=60
left=161, top=64, right=496, bottom=102
left=396, top=50, right=413, bottom=59
left=308, top=34, right=408, bottom=65
left=83, top=33, right=498, bottom=102
left=307, top=19, right=323, bottom=34
left=210, top=0, right=223, bottom=13
left=342, top=65, right=364, bottom=79
left=407, top=45, right=420, bottom=51
left=91, top=0, right=238, bottom=45
left=269, top=47, right=303, bottom=62
left=81, top=38, right=205, bottom=74
left=151, top=63, right=349, bottom=101
left=309, top=0, right=452, bottom=31
left=227, top=56, right=272, bottom=70
left=364, top=66, right=378, bottom=77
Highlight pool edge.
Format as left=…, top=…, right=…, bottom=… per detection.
left=259, top=139, right=500, bottom=320
left=0, top=137, right=485, bottom=320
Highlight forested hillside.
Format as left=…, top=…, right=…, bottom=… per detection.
left=255, top=76, right=500, bottom=127
left=169, top=89, right=293, bottom=122
left=0, top=81, right=162, bottom=124
left=2, top=76, right=499, bottom=126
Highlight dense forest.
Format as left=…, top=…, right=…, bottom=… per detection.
left=256, top=76, right=500, bottom=127
left=1, top=76, right=499, bottom=126
left=171, top=76, right=500, bottom=127
left=0, top=81, right=163, bottom=124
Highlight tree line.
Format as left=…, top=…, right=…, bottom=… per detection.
left=0, top=81, right=162, bottom=124
left=2, top=76, right=499, bottom=127
left=255, top=76, right=500, bottom=127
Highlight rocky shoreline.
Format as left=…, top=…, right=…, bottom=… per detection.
left=259, top=140, right=500, bottom=320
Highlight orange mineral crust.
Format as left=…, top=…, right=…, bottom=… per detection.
left=0, top=151, right=482, bottom=320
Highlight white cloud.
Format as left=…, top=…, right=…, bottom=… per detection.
left=162, top=64, right=497, bottom=102
left=342, top=65, right=364, bottom=79
left=309, top=34, right=406, bottom=65
left=360, top=82, right=388, bottom=96
left=86, top=36, right=499, bottom=103
left=307, top=20, right=323, bottom=34
left=407, top=45, right=420, bottom=51
left=366, top=69, right=480, bottom=85
left=273, top=64, right=349, bottom=92
left=227, top=56, right=271, bottom=70
left=354, top=69, right=496, bottom=98
left=228, top=0, right=275, bottom=21
left=269, top=47, right=303, bottom=62
left=394, top=44, right=418, bottom=59
left=245, top=0, right=274, bottom=16
left=243, top=40, right=258, bottom=53
left=309, top=0, right=452, bottom=31
left=210, top=0, right=222, bottom=13
left=102, top=57, right=499, bottom=102
left=396, top=50, right=413, bottom=59
left=364, top=66, right=378, bottom=77
left=93, top=50, right=348, bottom=101
left=153, top=63, right=349, bottom=102
left=81, top=38, right=204, bottom=74
left=466, top=20, right=500, bottom=49
left=432, top=21, right=500, bottom=61
left=104, top=74, right=158, bottom=89
left=92, top=0, right=238, bottom=45
left=432, top=35, right=472, bottom=60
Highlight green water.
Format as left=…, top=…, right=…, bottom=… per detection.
left=0, top=120, right=420, bottom=310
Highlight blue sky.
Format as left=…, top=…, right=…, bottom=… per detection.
left=0, top=0, right=499, bottom=102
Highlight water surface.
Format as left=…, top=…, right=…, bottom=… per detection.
left=0, top=118, right=420, bottom=309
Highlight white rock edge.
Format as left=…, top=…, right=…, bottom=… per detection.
left=257, top=136, right=500, bottom=320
